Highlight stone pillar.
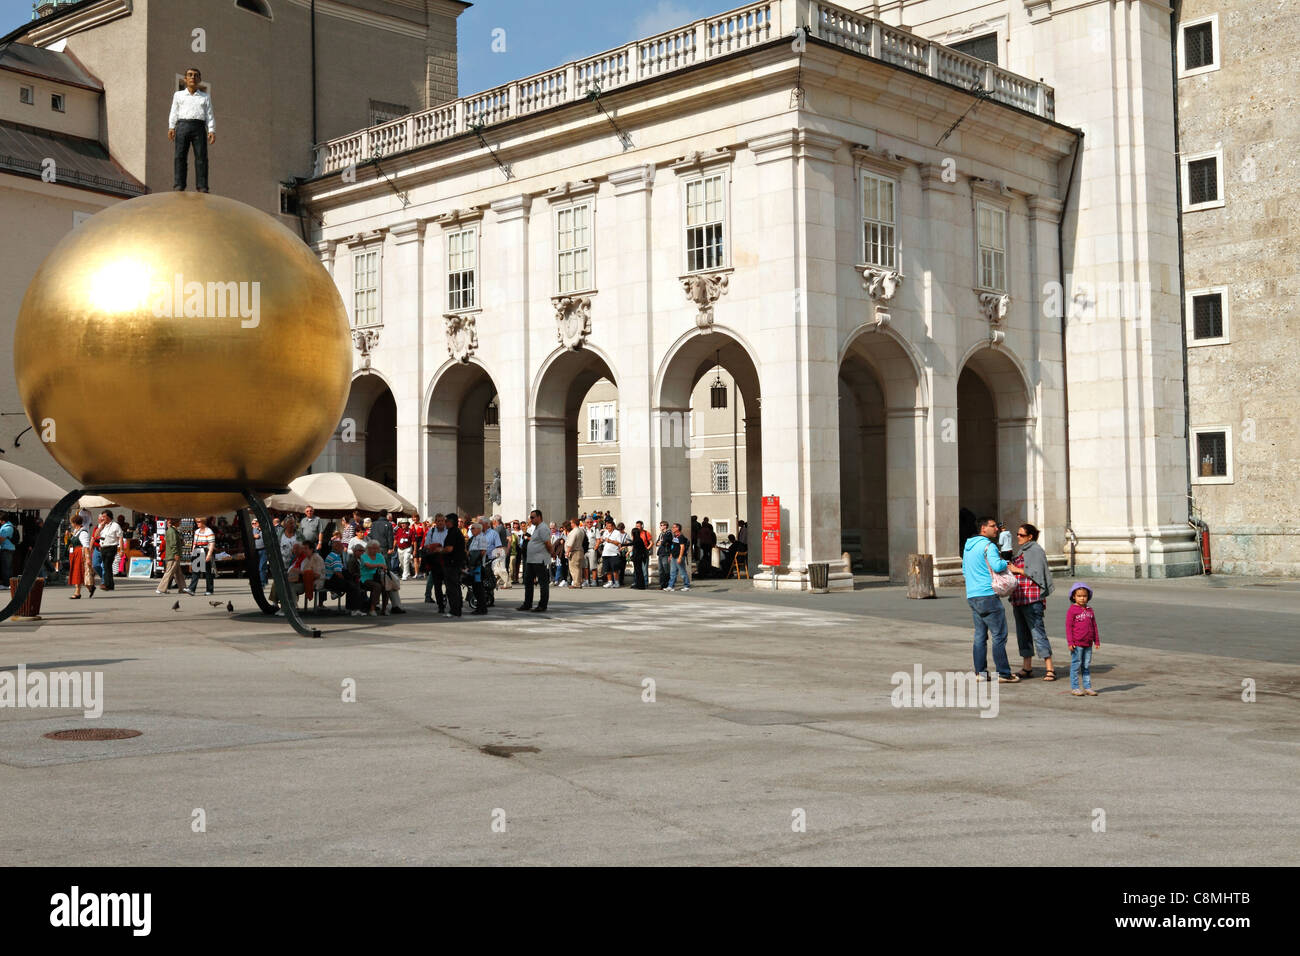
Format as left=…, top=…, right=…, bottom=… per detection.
left=389, top=219, right=425, bottom=509
left=609, top=164, right=658, bottom=527
left=532, top=417, right=568, bottom=520
left=489, top=196, right=531, bottom=521
left=747, top=128, right=846, bottom=589
left=424, top=423, right=458, bottom=513
left=886, top=406, right=925, bottom=583
left=1026, top=195, right=1067, bottom=551
left=996, top=415, right=1033, bottom=530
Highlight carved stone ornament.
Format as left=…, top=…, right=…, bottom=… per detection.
left=351, top=327, right=381, bottom=369
left=444, top=312, right=479, bottom=363
left=682, top=273, right=730, bottom=329
left=552, top=295, right=592, bottom=351
left=860, top=267, right=903, bottom=330
left=978, top=292, right=1010, bottom=345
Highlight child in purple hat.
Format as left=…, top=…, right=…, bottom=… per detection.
left=1066, top=582, right=1101, bottom=697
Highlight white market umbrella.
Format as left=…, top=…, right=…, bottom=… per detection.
left=263, top=488, right=312, bottom=513
left=78, top=494, right=118, bottom=510
left=0, top=461, right=69, bottom=509
left=289, top=473, right=416, bottom=515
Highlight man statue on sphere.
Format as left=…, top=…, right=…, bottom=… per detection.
left=169, top=67, right=215, bottom=192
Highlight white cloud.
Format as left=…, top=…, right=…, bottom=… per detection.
left=632, top=0, right=706, bottom=38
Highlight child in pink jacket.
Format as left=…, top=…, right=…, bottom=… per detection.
left=1066, top=582, right=1101, bottom=697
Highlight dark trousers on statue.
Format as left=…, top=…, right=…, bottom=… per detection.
left=173, top=119, right=209, bottom=191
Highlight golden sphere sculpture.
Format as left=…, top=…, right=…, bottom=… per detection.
left=14, top=192, right=351, bottom=516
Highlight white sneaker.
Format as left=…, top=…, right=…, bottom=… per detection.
left=614, top=581, right=621, bottom=588
left=665, top=586, right=675, bottom=591
left=680, top=586, right=691, bottom=591
left=602, top=581, right=613, bottom=588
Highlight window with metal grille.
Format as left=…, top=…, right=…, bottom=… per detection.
left=353, top=249, right=379, bottom=326
left=1188, top=157, right=1218, bottom=205
left=1184, top=22, right=1214, bottom=70
left=1192, top=293, right=1223, bottom=340
left=712, top=461, right=730, bottom=493
left=685, top=174, right=725, bottom=272
left=557, top=203, right=592, bottom=293
left=861, top=172, right=896, bottom=268
left=369, top=99, right=409, bottom=127
left=588, top=402, right=616, bottom=443
left=977, top=202, right=1007, bottom=292
left=1197, top=431, right=1227, bottom=478
left=951, top=32, right=998, bottom=65
left=601, top=466, right=617, bottom=496
left=447, top=228, right=477, bottom=311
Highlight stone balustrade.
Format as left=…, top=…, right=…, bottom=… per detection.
left=314, top=0, right=1056, bottom=175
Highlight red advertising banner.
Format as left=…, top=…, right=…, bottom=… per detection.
left=761, top=495, right=780, bottom=533
left=762, top=530, right=781, bottom=567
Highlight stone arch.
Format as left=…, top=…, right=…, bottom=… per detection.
left=530, top=346, right=619, bottom=520
left=426, top=359, right=502, bottom=516
left=314, top=370, right=397, bottom=486
left=838, top=327, right=925, bottom=580
left=956, top=345, right=1036, bottom=545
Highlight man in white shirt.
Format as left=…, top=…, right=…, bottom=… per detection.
left=168, top=67, right=215, bottom=192
left=517, top=509, right=556, bottom=612
left=97, top=511, right=124, bottom=591
left=599, top=519, right=627, bottom=588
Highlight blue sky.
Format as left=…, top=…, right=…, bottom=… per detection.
left=1, top=0, right=728, bottom=97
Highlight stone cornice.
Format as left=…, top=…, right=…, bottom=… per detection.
left=850, top=144, right=915, bottom=177
left=608, top=163, right=656, bottom=194
left=1027, top=196, right=1065, bottom=222
left=969, top=177, right=1016, bottom=203
left=390, top=219, right=425, bottom=244
left=1024, top=0, right=1172, bottom=22
left=489, top=195, right=532, bottom=223
left=433, top=206, right=486, bottom=229
left=543, top=180, right=599, bottom=203
left=669, top=147, right=734, bottom=176
left=749, top=130, right=841, bottom=166
left=22, top=0, right=132, bottom=45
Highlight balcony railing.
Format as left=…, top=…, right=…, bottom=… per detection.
left=314, top=0, right=1055, bottom=175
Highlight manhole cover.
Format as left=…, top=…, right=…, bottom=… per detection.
left=479, top=744, right=539, bottom=758
left=43, top=728, right=142, bottom=742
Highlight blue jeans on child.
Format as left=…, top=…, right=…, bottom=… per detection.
left=1070, top=646, right=1093, bottom=690
left=968, top=595, right=1010, bottom=678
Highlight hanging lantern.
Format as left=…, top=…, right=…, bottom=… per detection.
left=485, top=400, right=499, bottom=426
left=709, top=352, right=727, bottom=409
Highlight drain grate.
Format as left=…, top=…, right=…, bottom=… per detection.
left=43, top=728, right=142, bottom=742
left=479, top=744, right=539, bottom=758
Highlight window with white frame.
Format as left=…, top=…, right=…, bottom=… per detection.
left=447, top=227, right=477, bottom=311
left=1182, top=151, right=1224, bottom=211
left=556, top=202, right=593, bottom=294
left=712, top=460, right=730, bottom=493
left=1191, top=426, right=1232, bottom=484
left=601, top=466, right=617, bottom=496
left=19, top=85, right=33, bottom=105
left=976, top=202, right=1007, bottom=292
left=1178, top=15, right=1219, bottom=77
left=685, top=173, right=726, bottom=272
left=588, top=402, right=616, bottom=443
left=714, top=520, right=729, bottom=536
left=861, top=172, right=897, bottom=269
left=51, top=93, right=65, bottom=112
left=352, top=247, right=379, bottom=326
left=1186, top=288, right=1229, bottom=346
left=576, top=467, right=584, bottom=499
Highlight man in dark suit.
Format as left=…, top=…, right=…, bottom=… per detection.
left=441, top=512, right=466, bottom=617
left=369, top=512, right=395, bottom=570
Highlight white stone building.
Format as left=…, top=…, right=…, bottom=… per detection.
left=296, top=0, right=1201, bottom=588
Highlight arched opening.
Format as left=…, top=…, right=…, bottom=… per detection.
left=314, top=372, right=396, bottom=485
left=534, top=349, right=617, bottom=521
left=957, top=348, right=1032, bottom=551
left=657, top=330, right=761, bottom=546
left=838, top=328, right=923, bottom=580
left=427, top=362, right=501, bottom=516
left=235, top=0, right=273, bottom=19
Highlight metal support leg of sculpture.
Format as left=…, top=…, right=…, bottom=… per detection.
left=236, top=507, right=277, bottom=616
left=240, top=490, right=321, bottom=638
left=0, top=488, right=82, bottom=624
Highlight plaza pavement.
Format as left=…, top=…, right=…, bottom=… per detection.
left=0, top=572, right=1296, bottom=866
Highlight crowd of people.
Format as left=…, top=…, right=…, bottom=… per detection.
left=962, top=515, right=1101, bottom=696
left=19, top=503, right=747, bottom=620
